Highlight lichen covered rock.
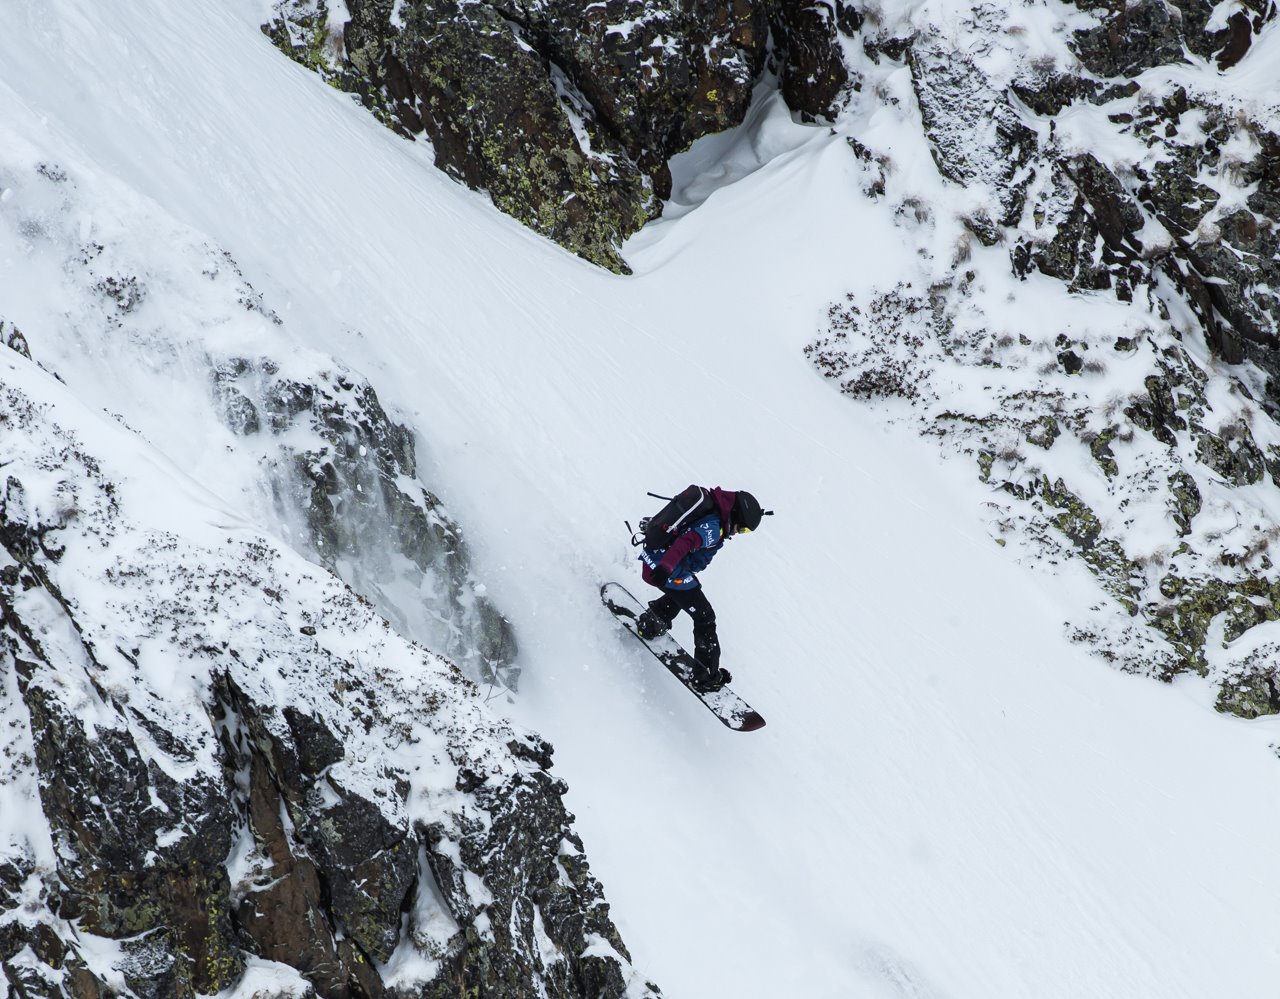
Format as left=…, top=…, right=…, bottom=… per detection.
left=804, top=279, right=1280, bottom=706
left=0, top=354, right=656, bottom=998
left=391, top=0, right=658, bottom=272
left=264, top=0, right=862, bottom=270
left=211, top=356, right=519, bottom=688
left=270, top=0, right=769, bottom=271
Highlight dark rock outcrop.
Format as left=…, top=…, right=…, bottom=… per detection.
left=270, top=0, right=774, bottom=271
left=0, top=835, right=115, bottom=999
left=769, top=0, right=860, bottom=123
left=234, top=748, right=384, bottom=999
left=18, top=672, right=242, bottom=997
left=415, top=732, right=641, bottom=997
left=265, top=0, right=860, bottom=269
left=0, top=369, right=656, bottom=998
left=1070, top=0, right=1188, bottom=78
left=350, top=0, right=657, bottom=273
left=506, top=0, right=769, bottom=183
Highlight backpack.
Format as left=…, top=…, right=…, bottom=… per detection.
left=640, top=485, right=716, bottom=550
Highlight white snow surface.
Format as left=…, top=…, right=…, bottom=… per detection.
left=3, top=2, right=1280, bottom=997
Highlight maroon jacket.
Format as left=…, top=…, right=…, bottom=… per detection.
left=641, top=487, right=739, bottom=588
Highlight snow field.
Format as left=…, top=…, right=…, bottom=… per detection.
left=3, top=1, right=1280, bottom=996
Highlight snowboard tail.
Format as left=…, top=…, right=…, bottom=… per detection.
left=601, top=582, right=765, bottom=732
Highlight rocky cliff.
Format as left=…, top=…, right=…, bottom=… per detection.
left=0, top=146, right=652, bottom=996
left=0, top=151, right=516, bottom=692
left=0, top=367, right=652, bottom=997
left=7, top=0, right=1280, bottom=993
left=802, top=0, right=1280, bottom=714
left=263, top=0, right=861, bottom=271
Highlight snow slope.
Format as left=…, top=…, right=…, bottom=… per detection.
left=4, top=1, right=1280, bottom=996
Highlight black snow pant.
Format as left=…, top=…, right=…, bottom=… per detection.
left=647, top=587, right=720, bottom=671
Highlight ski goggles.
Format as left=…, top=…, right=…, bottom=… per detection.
left=736, top=525, right=753, bottom=534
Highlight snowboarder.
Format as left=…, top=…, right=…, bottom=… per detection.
left=634, top=487, right=766, bottom=692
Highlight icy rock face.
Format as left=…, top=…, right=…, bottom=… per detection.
left=804, top=3, right=1280, bottom=716
left=0, top=365, right=655, bottom=998
left=807, top=288, right=1280, bottom=687
left=903, top=22, right=1037, bottom=233
left=212, top=358, right=518, bottom=688
left=263, top=0, right=858, bottom=270
left=0, top=154, right=515, bottom=690
left=875, top=1, right=1280, bottom=366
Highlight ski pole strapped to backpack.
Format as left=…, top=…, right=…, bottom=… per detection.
left=641, top=485, right=716, bottom=550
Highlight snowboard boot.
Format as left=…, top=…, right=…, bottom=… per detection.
left=690, top=665, right=732, bottom=692
left=690, top=644, right=731, bottom=692
left=636, top=608, right=671, bottom=640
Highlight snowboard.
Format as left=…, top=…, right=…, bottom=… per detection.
left=600, top=582, right=766, bottom=732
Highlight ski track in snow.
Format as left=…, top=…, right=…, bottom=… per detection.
left=4, top=1, right=1280, bottom=997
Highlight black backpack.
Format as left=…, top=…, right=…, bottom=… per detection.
left=639, top=485, right=716, bottom=550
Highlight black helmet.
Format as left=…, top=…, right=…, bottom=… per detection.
left=732, top=491, right=763, bottom=533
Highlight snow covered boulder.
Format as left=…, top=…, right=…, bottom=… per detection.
left=900, top=18, right=1038, bottom=239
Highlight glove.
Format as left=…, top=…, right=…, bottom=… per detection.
left=651, top=564, right=671, bottom=588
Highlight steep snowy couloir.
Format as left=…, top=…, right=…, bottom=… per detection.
left=3, top=0, right=1280, bottom=997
